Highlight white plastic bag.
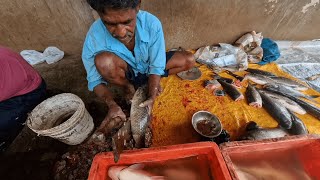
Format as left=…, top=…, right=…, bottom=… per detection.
left=43, top=46, right=64, bottom=64
left=20, top=46, right=64, bottom=65
left=20, top=50, right=45, bottom=65
left=195, top=43, right=248, bottom=73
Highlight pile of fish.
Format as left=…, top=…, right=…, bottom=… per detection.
left=204, top=68, right=320, bottom=140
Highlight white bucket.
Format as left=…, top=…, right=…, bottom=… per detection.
left=27, top=93, right=94, bottom=145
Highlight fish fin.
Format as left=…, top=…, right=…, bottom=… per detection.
left=127, top=163, right=145, bottom=170
left=246, top=121, right=258, bottom=131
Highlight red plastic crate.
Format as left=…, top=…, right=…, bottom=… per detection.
left=88, top=142, right=231, bottom=180
left=220, top=135, right=320, bottom=180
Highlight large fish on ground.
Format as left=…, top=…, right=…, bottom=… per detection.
left=243, top=73, right=275, bottom=85
left=245, top=68, right=277, bottom=77
left=239, top=121, right=289, bottom=140
left=259, top=90, right=306, bottom=115
left=130, top=86, right=151, bottom=148
left=245, top=83, right=262, bottom=108
left=258, top=90, right=293, bottom=129
left=217, top=79, right=244, bottom=101
left=226, top=70, right=244, bottom=81
left=264, top=88, right=320, bottom=120
left=264, top=83, right=318, bottom=102
left=213, top=74, right=234, bottom=84
left=269, top=76, right=309, bottom=91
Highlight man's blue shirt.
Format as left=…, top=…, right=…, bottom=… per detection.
left=82, top=10, right=166, bottom=91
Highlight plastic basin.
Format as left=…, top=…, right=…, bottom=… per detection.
left=88, top=142, right=231, bottom=180
left=220, top=135, right=320, bottom=180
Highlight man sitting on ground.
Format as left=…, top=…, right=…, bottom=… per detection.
left=82, top=0, right=195, bottom=127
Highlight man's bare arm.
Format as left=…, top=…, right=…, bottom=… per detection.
left=147, top=74, right=161, bottom=100
left=94, top=84, right=117, bottom=108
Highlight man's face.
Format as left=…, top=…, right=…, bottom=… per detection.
left=100, top=8, right=138, bottom=45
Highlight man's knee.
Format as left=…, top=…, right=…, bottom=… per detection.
left=94, top=52, right=123, bottom=81
left=183, top=52, right=195, bottom=69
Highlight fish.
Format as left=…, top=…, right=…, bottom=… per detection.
left=258, top=90, right=293, bottom=129
left=108, top=164, right=164, bottom=180
left=130, top=85, right=150, bottom=148
left=245, top=68, right=277, bottom=77
left=269, top=77, right=309, bottom=91
left=239, top=121, right=289, bottom=140
left=245, top=83, right=262, bottom=108
left=264, top=83, right=318, bottom=102
left=287, top=111, right=308, bottom=135
left=214, top=89, right=226, bottom=96
left=226, top=70, right=244, bottom=81
left=264, top=90, right=320, bottom=120
left=217, top=79, right=244, bottom=101
left=204, top=79, right=221, bottom=90
left=259, top=90, right=306, bottom=115
left=213, top=74, right=234, bottom=84
left=243, top=73, right=275, bottom=85
left=112, top=121, right=133, bottom=163
left=90, top=116, right=125, bottom=147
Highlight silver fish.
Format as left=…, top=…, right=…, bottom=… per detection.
left=258, top=90, right=293, bottom=129
left=264, top=90, right=320, bottom=120
left=130, top=86, right=150, bottom=148
left=217, top=79, right=244, bottom=101
left=264, top=83, right=318, bottom=102
left=259, top=90, right=306, bottom=115
left=245, top=83, right=262, bottom=108
left=269, top=77, right=308, bottom=91
left=244, top=73, right=275, bottom=85
left=245, top=68, right=277, bottom=77
left=239, top=121, right=289, bottom=140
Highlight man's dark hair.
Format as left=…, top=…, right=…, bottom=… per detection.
left=87, top=0, right=141, bottom=14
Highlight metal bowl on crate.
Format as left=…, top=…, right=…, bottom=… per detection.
left=192, top=111, right=223, bottom=138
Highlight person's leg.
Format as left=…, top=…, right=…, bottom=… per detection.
left=0, top=80, right=46, bottom=151
left=165, top=51, right=195, bottom=75
left=94, top=52, right=136, bottom=101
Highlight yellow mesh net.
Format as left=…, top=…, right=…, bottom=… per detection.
left=151, top=63, right=320, bottom=147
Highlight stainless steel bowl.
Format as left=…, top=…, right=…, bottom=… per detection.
left=192, top=111, right=223, bottom=138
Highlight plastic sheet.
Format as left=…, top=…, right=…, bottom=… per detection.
left=274, top=40, right=320, bottom=92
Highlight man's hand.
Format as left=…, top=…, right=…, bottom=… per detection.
left=106, top=104, right=126, bottom=122
left=96, top=104, right=126, bottom=136
left=139, top=96, right=156, bottom=115
left=141, top=75, right=162, bottom=115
